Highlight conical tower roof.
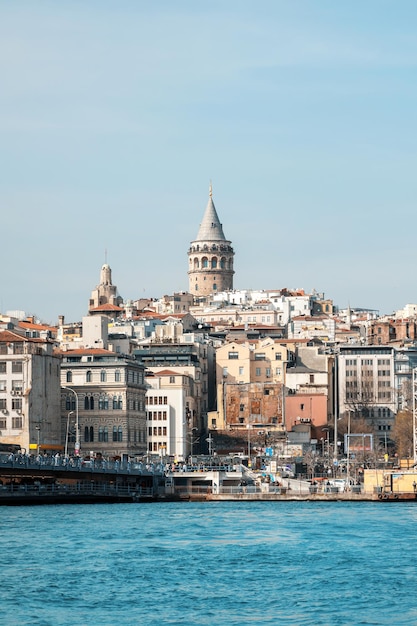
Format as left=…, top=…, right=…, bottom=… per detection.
left=194, top=184, right=227, bottom=242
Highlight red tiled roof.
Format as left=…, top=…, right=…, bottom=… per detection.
left=146, top=368, right=178, bottom=377
left=89, top=304, right=123, bottom=312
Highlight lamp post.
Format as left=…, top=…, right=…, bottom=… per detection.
left=64, top=387, right=79, bottom=456
left=189, top=427, right=198, bottom=457
left=65, top=410, right=74, bottom=457
left=247, top=423, right=252, bottom=465
left=35, top=424, right=41, bottom=456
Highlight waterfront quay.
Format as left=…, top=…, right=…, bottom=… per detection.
left=2, top=455, right=417, bottom=504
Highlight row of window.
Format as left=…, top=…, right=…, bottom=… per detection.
left=148, top=442, right=167, bottom=452
left=82, top=426, right=123, bottom=443
left=148, top=426, right=167, bottom=436
left=0, top=343, right=25, bottom=355
left=0, top=398, right=22, bottom=410
left=345, top=370, right=391, bottom=377
left=147, top=411, right=168, bottom=420
left=147, top=396, right=168, bottom=405
left=0, top=362, right=23, bottom=373
left=0, top=417, right=22, bottom=429
left=65, top=370, right=144, bottom=384
left=223, top=366, right=286, bottom=378
left=191, top=257, right=229, bottom=269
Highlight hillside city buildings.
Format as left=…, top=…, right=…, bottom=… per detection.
left=1, top=185, right=417, bottom=462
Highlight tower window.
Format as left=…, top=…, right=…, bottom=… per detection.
left=213, top=284, right=217, bottom=290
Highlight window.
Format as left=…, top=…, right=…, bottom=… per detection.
left=309, top=375, right=314, bottom=384
left=84, top=396, right=94, bottom=410
left=255, top=368, right=261, bottom=376
left=12, top=361, right=23, bottom=373
left=66, top=395, right=76, bottom=411
left=12, top=398, right=22, bottom=411
left=239, top=367, right=244, bottom=376
left=170, top=376, right=175, bottom=383
left=113, top=426, right=118, bottom=442
left=66, top=371, right=72, bottom=383
left=300, top=403, right=304, bottom=410
left=275, top=354, right=282, bottom=361
left=84, top=426, right=94, bottom=443
left=115, top=370, right=121, bottom=382
left=118, top=426, right=123, bottom=442
left=0, top=398, right=6, bottom=410
left=0, top=418, right=6, bottom=429
left=100, top=370, right=107, bottom=382
left=228, top=352, right=239, bottom=359
left=266, top=368, right=271, bottom=377
left=0, top=362, right=6, bottom=373
left=223, top=367, right=228, bottom=378
left=86, top=370, right=92, bottom=383
left=255, top=353, right=265, bottom=361
left=12, top=416, right=22, bottom=429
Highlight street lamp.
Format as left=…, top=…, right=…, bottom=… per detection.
left=65, top=411, right=74, bottom=457
left=35, top=424, right=41, bottom=456
left=247, top=423, right=252, bottom=463
left=64, top=387, right=79, bottom=456
left=189, top=427, right=198, bottom=457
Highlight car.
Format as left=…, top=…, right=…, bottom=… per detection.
left=277, top=466, right=295, bottom=478
left=328, top=479, right=347, bottom=492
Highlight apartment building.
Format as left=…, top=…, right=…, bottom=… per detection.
left=212, top=338, right=291, bottom=431
left=146, top=370, right=196, bottom=459
left=0, top=329, right=61, bottom=453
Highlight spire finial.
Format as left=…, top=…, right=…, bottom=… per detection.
left=104, top=248, right=107, bottom=264
left=209, top=181, right=213, bottom=198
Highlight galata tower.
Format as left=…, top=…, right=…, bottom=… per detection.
left=188, top=185, right=235, bottom=297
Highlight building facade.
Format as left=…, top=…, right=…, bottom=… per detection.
left=60, top=348, right=147, bottom=459
left=0, top=329, right=61, bottom=454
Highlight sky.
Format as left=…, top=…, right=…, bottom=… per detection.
left=1, top=1, right=417, bottom=324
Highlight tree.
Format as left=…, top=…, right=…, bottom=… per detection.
left=393, top=409, right=413, bottom=459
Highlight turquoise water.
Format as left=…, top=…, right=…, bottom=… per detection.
left=1, top=501, right=417, bottom=626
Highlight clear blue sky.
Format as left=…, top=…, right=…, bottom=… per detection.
left=1, top=1, right=417, bottom=323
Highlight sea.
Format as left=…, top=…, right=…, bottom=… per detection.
left=1, top=501, right=417, bottom=626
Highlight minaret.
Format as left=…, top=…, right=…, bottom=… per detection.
left=188, top=184, right=235, bottom=297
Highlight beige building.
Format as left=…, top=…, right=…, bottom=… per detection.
left=59, top=348, right=147, bottom=459
left=0, top=329, right=61, bottom=454
left=211, top=338, right=291, bottom=431
left=188, top=185, right=234, bottom=297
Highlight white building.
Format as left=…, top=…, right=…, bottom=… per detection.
left=146, top=371, right=196, bottom=460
